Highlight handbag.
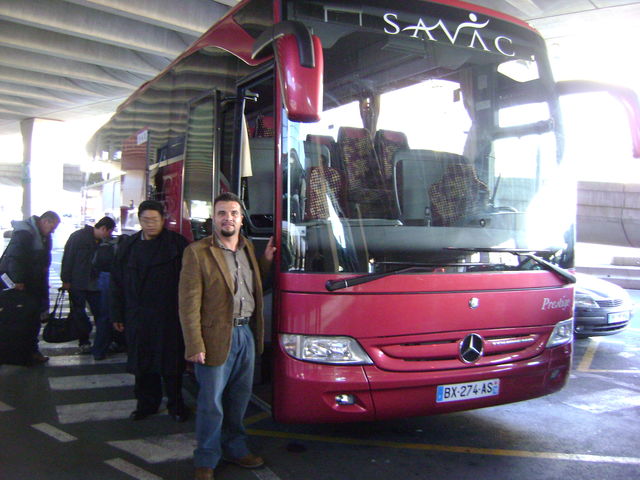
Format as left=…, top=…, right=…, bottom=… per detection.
left=43, top=289, right=79, bottom=343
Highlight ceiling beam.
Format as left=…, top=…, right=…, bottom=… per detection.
left=0, top=47, right=151, bottom=89
left=0, top=66, right=133, bottom=98
left=0, top=0, right=192, bottom=57
left=64, top=0, right=231, bottom=36
left=0, top=21, right=168, bottom=76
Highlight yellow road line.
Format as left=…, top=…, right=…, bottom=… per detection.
left=247, top=428, right=640, bottom=465
left=577, top=337, right=601, bottom=372
left=245, top=411, right=271, bottom=426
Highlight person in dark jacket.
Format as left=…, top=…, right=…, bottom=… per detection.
left=110, top=200, right=190, bottom=422
left=0, top=211, right=60, bottom=364
left=92, top=234, right=128, bottom=360
left=61, top=217, right=115, bottom=355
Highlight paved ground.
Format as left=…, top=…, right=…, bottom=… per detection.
left=1, top=244, right=639, bottom=479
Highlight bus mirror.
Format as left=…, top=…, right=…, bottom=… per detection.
left=252, top=21, right=323, bottom=122
left=556, top=80, right=640, bottom=158
left=275, top=34, right=323, bottom=122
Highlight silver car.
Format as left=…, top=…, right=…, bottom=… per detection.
left=574, top=273, right=633, bottom=338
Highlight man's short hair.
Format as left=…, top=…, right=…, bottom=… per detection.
left=214, top=192, right=244, bottom=211
left=138, top=200, right=164, bottom=217
left=95, top=216, right=116, bottom=230
left=40, top=211, right=60, bottom=224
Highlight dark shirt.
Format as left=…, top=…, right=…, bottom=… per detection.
left=215, top=235, right=255, bottom=319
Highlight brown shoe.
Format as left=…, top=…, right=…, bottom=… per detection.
left=194, top=466, right=213, bottom=480
left=225, top=453, right=264, bottom=469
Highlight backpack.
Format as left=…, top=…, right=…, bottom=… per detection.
left=92, top=235, right=127, bottom=273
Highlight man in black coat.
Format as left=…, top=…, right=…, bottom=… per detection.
left=0, top=211, right=60, bottom=364
left=110, top=200, right=190, bottom=422
left=61, top=216, right=116, bottom=355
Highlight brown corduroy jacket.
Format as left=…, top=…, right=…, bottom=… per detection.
left=178, top=234, right=270, bottom=366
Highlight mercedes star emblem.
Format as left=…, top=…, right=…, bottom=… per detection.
left=459, top=333, right=484, bottom=363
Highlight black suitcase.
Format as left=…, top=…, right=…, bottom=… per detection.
left=0, top=289, right=40, bottom=365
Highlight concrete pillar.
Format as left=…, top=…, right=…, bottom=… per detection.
left=19, top=118, right=65, bottom=218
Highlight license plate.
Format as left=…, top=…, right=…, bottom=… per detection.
left=436, top=379, right=500, bottom=403
left=608, top=311, right=630, bottom=324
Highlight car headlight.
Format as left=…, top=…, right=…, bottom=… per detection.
left=546, top=319, right=574, bottom=347
left=280, top=334, right=373, bottom=365
left=574, top=292, right=598, bottom=309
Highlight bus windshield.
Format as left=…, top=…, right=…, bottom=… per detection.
left=281, top=0, right=575, bottom=275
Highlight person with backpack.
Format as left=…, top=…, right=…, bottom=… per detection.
left=61, top=216, right=116, bottom=355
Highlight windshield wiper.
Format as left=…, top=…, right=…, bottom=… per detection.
left=325, top=265, right=433, bottom=291
left=446, top=247, right=576, bottom=284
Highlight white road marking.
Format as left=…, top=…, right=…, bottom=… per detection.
left=563, top=388, right=640, bottom=414
left=108, top=433, right=196, bottom=463
left=48, top=353, right=126, bottom=366
left=56, top=399, right=137, bottom=424
left=41, top=341, right=79, bottom=350
left=49, top=373, right=133, bottom=390
left=253, top=466, right=283, bottom=480
left=0, top=401, right=15, bottom=411
left=105, top=458, right=163, bottom=480
left=31, top=422, right=77, bottom=442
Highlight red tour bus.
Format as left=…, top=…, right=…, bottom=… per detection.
left=89, top=0, right=640, bottom=423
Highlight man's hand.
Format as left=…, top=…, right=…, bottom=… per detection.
left=187, top=352, right=206, bottom=364
left=263, top=236, right=276, bottom=263
left=14, top=283, right=25, bottom=291
left=113, top=322, right=125, bottom=332
left=62, top=282, right=71, bottom=290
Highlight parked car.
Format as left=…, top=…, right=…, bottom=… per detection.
left=574, top=273, right=633, bottom=338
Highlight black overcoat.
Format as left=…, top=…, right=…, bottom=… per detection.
left=110, top=228, right=189, bottom=376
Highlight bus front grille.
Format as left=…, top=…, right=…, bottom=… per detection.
left=362, top=330, right=548, bottom=372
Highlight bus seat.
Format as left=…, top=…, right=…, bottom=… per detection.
left=245, top=137, right=274, bottom=232
left=303, top=142, right=332, bottom=168
left=374, top=129, right=409, bottom=186
left=254, top=115, right=274, bottom=137
left=304, top=165, right=345, bottom=220
left=337, top=126, right=396, bottom=219
left=393, top=150, right=452, bottom=224
left=428, top=162, right=489, bottom=226
left=306, top=134, right=342, bottom=171
left=285, top=148, right=305, bottom=223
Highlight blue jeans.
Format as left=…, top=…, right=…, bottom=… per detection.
left=194, top=325, right=255, bottom=468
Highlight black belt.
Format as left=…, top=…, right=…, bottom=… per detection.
left=233, top=317, right=250, bottom=327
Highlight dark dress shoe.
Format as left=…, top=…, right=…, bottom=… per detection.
left=129, top=409, right=155, bottom=421
left=30, top=352, right=49, bottom=365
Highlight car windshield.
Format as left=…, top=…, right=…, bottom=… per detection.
left=280, top=0, right=575, bottom=275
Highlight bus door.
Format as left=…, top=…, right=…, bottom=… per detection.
left=181, top=92, right=219, bottom=242
left=224, top=73, right=277, bottom=383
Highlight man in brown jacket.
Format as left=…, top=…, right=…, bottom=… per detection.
left=179, top=192, right=274, bottom=480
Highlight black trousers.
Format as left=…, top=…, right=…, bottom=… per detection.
left=134, top=372, right=185, bottom=414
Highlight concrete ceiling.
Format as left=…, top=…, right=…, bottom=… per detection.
left=0, top=0, right=638, bottom=137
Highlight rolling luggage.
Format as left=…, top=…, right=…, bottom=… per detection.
left=0, top=289, right=39, bottom=365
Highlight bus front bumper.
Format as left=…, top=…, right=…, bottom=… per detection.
left=271, top=343, right=571, bottom=424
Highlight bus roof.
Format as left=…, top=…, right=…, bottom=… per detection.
left=89, top=0, right=541, bottom=153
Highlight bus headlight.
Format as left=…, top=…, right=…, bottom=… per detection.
left=546, top=319, right=574, bottom=348
left=280, top=334, right=374, bottom=365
